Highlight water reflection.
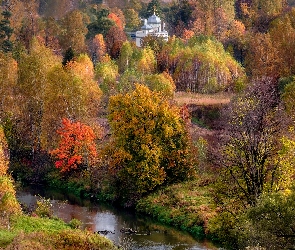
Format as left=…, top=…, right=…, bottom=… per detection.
left=16, top=189, right=218, bottom=250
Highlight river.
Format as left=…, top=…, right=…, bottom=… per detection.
left=16, top=188, right=219, bottom=250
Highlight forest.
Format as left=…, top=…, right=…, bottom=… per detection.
left=1, top=0, right=295, bottom=249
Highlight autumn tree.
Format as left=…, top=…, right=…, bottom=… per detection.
left=107, top=84, right=194, bottom=206
left=105, top=25, right=127, bottom=59
left=42, top=54, right=101, bottom=149
left=50, top=118, right=98, bottom=174
left=59, top=10, right=88, bottom=55
left=108, top=12, right=124, bottom=29
left=244, top=32, right=281, bottom=78
left=144, top=72, right=175, bottom=98
left=95, top=54, right=119, bottom=95
left=237, top=0, right=286, bottom=31
left=38, top=17, right=61, bottom=54
left=215, top=78, right=285, bottom=207
left=117, top=40, right=134, bottom=73
left=158, top=36, right=245, bottom=93
left=0, top=52, right=18, bottom=118
left=269, top=10, right=295, bottom=77
left=89, top=33, right=106, bottom=64
left=17, top=38, right=59, bottom=153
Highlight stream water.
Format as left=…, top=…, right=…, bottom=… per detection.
left=16, top=188, right=219, bottom=250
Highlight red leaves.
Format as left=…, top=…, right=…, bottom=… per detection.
left=50, top=118, right=97, bottom=173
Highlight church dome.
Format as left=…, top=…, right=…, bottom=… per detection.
left=148, top=14, right=161, bottom=24
left=141, top=24, right=153, bottom=30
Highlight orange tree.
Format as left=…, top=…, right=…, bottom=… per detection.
left=50, top=118, right=97, bottom=174
left=107, top=84, right=194, bottom=206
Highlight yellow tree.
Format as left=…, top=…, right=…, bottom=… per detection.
left=17, top=38, right=59, bottom=152
left=108, top=84, right=194, bottom=206
left=0, top=52, right=18, bottom=118
left=44, top=54, right=102, bottom=149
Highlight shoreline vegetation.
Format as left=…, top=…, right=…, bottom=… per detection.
left=0, top=128, right=117, bottom=250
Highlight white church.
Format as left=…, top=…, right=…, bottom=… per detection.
left=135, top=13, right=169, bottom=47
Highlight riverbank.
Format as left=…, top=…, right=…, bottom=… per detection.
left=0, top=214, right=117, bottom=249
left=136, top=175, right=218, bottom=241
left=0, top=170, right=117, bottom=249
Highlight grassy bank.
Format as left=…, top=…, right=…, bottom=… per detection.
left=136, top=175, right=217, bottom=240
left=0, top=214, right=117, bottom=249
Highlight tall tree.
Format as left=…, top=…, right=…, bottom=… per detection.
left=215, top=78, right=285, bottom=207
left=59, top=10, right=88, bottom=55
left=17, top=38, right=59, bottom=152
left=107, top=84, right=193, bottom=206
left=105, top=25, right=127, bottom=59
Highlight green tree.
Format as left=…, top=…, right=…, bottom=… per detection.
left=123, top=8, right=141, bottom=31
left=107, top=84, right=194, bottom=206
left=0, top=10, right=13, bottom=52
left=245, top=189, right=295, bottom=249
left=62, top=47, right=75, bottom=66
left=145, top=0, right=162, bottom=17
left=86, top=8, right=114, bottom=39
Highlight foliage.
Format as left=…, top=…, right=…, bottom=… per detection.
left=158, top=36, right=245, bottom=93
left=95, top=55, right=119, bottom=94
left=86, top=8, right=115, bottom=39
left=244, top=189, right=295, bottom=249
left=68, top=218, right=82, bottom=229
left=35, top=195, right=53, bottom=218
left=0, top=10, right=13, bottom=52
left=215, top=78, right=285, bottom=207
left=50, top=118, right=97, bottom=174
left=3, top=215, right=116, bottom=249
left=0, top=175, right=21, bottom=219
left=59, top=10, right=88, bottom=54
left=144, top=72, right=175, bottom=98
left=136, top=177, right=216, bottom=239
left=0, top=130, right=21, bottom=220
left=0, top=126, right=9, bottom=176
left=108, top=84, right=194, bottom=206
left=123, top=8, right=141, bottom=31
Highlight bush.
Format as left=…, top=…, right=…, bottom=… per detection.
left=35, top=195, right=53, bottom=218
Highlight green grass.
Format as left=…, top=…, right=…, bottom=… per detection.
left=0, top=215, right=117, bottom=249
left=11, top=215, right=70, bottom=233
left=0, top=230, right=17, bottom=247
left=136, top=176, right=217, bottom=239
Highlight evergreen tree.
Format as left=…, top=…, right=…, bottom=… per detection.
left=144, top=0, right=162, bottom=18
left=62, top=47, right=75, bottom=66
left=0, top=10, right=13, bottom=53
left=86, top=9, right=115, bottom=39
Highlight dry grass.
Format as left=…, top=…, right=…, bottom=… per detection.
left=174, top=91, right=232, bottom=106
